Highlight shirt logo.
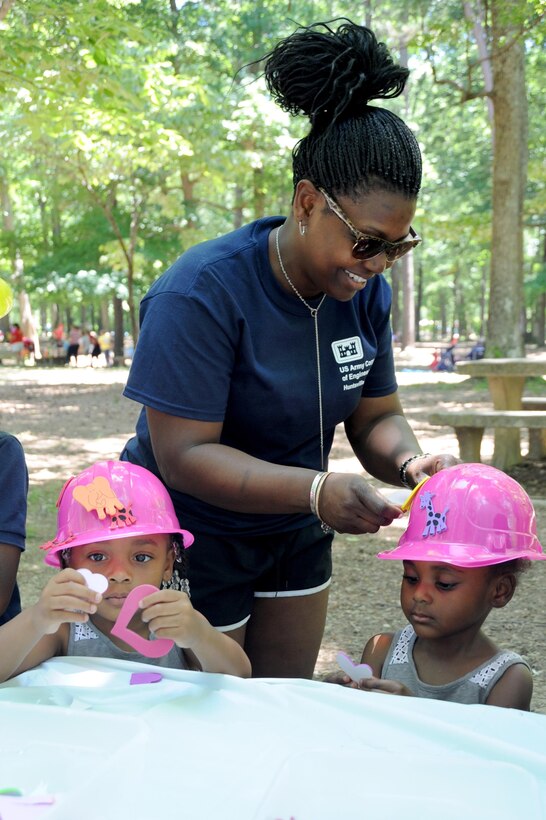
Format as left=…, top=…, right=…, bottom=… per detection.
left=331, top=336, right=363, bottom=364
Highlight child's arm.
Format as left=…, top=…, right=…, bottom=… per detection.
left=485, top=663, right=533, bottom=711
left=0, top=569, right=101, bottom=682
left=360, top=632, right=394, bottom=676
left=139, top=589, right=251, bottom=677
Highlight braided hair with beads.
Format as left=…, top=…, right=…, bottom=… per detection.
left=261, top=18, right=422, bottom=201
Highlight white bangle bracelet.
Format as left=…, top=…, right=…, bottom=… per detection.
left=310, top=471, right=327, bottom=516
left=313, top=471, right=329, bottom=517
left=313, top=472, right=334, bottom=535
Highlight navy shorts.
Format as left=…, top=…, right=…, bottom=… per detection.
left=187, top=521, right=333, bottom=631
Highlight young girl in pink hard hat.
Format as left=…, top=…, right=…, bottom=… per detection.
left=0, top=461, right=251, bottom=682
left=328, top=463, right=545, bottom=710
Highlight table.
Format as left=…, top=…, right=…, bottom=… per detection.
left=456, top=357, right=546, bottom=469
left=1, top=657, right=546, bottom=819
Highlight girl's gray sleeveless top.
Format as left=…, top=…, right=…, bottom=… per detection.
left=68, top=620, right=189, bottom=669
left=382, top=625, right=529, bottom=705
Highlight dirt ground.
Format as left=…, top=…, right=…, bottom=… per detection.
left=1, top=358, right=545, bottom=712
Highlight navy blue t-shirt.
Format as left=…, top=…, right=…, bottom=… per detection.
left=123, top=217, right=397, bottom=535
left=0, top=433, right=28, bottom=625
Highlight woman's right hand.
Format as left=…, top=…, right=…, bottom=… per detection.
left=315, top=472, right=403, bottom=534
left=31, top=569, right=101, bottom=635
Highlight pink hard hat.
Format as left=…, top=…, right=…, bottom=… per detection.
left=40, top=460, right=194, bottom=567
left=378, top=463, right=544, bottom=568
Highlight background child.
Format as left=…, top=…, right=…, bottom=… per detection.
left=328, top=463, right=545, bottom=710
left=0, top=460, right=251, bottom=682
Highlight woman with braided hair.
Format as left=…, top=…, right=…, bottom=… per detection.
left=121, top=19, right=456, bottom=678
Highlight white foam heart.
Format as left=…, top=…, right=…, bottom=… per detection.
left=77, top=568, right=108, bottom=594
left=336, top=651, right=373, bottom=683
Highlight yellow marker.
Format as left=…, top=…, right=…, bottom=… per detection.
left=400, top=477, right=431, bottom=512
left=0, top=277, right=13, bottom=319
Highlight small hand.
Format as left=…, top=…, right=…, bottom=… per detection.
left=323, top=670, right=360, bottom=688
left=32, top=569, right=102, bottom=635
left=356, top=675, right=414, bottom=697
left=139, top=589, right=206, bottom=649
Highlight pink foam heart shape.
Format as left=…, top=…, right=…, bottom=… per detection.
left=336, top=651, right=373, bottom=683
left=110, top=584, right=174, bottom=659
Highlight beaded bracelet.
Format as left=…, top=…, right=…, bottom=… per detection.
left=399, top=453, right=431, bottom=489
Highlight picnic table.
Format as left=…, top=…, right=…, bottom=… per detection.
left=455, top=357, right=546, bottom=469
left=0, top=341, right=19, bottom=365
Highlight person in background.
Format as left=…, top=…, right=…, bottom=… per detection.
left=52, top=323, right=65, bottom=345
left=466, top=339, right=485, bottom=361
left=8, top=323, right=24, bottom=363
left=121, top=20, right=456, bottom=679
left=0, top=460, right=251, bottom=682
left=89, top=329, right=102, bottom=367
left=66, top=324, right=81, bottom=366
left=326, top=464, right=544, bottom=710
left=79, top=328, right=91, bottom=365
left=98, top=329, right=113, bottom=367
left=0, top=432, right=29, bottom=626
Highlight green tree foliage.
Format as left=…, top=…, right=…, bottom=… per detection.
left=0, top=0, right=544, bottom=348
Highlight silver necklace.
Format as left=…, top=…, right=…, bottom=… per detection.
left=275, top=225, right=327, bottom=470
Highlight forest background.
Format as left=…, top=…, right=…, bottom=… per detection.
left=0, top=0, right=545, bottom=359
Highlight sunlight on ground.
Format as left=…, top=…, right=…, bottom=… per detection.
left=1, top=366, right=130, bottom=387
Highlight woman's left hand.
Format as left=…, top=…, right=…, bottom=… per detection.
left=404, top=452, right=459, bottom=489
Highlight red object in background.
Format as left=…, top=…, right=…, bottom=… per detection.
left=429, top=349, right=441, bottom=370
left=52, top=323, right=64, bottom=341
left=9, top=325, right=23, bottom=343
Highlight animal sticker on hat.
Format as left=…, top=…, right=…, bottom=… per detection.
left=419, top=490, right=448, bottom=538
left=72, top=476, right=137, bottom=529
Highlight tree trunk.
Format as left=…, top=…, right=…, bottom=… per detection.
left=0, top=0, right=15, bottom=21
left=487, top=0, right=528, bottom=357
left=534, top=293, right=546, bottom=347
left=480, top=262, right=488, bottom=338
left=390, top=261, right=401, bottom=340
left=535, top=230, right=546, bottom=346
left=1, top=177, right=41, bottom=358
left=401, top=252, right=415, bottom=349
left=398, top=42, right=415, bottom=350
left=415, top=260, right=423, bottom=342
left=113, top=297, right=125, bottom=365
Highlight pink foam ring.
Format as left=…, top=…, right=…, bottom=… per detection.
left=336, top=651, right=373, bottom=683
left=110, top=584, right=174, bottom=658
left=77, top=568, right=108, bottom=594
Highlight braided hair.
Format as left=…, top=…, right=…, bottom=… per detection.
left=262, top=19, right=422, bottom=200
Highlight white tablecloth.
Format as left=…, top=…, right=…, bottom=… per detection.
left=1, top=657, right=545, bottom=819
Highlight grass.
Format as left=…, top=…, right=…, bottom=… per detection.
left=26, top=482, right=63, bottom=553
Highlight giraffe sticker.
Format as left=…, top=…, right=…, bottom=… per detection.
left=419, top=490, right=449, bottom=537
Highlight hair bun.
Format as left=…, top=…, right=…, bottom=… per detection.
left=264, top=19, right=409, bottom=127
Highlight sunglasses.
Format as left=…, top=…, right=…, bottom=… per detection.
left=319, top=188, right=421, bottom=263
